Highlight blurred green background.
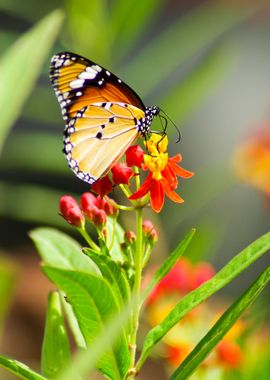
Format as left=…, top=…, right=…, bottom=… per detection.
left=0, top=0, right=270, bottom=377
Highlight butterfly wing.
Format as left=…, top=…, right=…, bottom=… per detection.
left=50, top=52, right=146, bottom=120
left=64, top=102, right=145, bottom=184
left=50, top=52, right=147, bottom=184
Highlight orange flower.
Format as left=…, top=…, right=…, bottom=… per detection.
left=234, top=123, right=270, bottom=195
left=129, top=134, right=194, bottom=212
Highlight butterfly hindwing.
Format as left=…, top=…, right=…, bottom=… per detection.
left=64, top=102, right=145, bottom=183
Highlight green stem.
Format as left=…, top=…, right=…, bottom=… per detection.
left=127, top=207, right=143, bottom=378
left=119, top=184, right=132, bottom=198
left=134, top=166, right=140, bottom=190
left=77, top=226, right=99, bottom=252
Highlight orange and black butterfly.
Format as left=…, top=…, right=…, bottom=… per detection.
left=50, top=52, right=160, bottom=184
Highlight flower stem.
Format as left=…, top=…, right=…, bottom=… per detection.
left=134, top=167, right=140, bottom=190
left=128, top=207, right=143, bottom=378
left=77, top=226, right=99, bottom=252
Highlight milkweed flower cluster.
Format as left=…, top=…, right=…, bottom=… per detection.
left=129, top=134, right=194, bottom=212
left=88, top=133, right=194, bottom=213
left=145, top=258, right=246, bottom=374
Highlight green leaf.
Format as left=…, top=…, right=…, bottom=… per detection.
left=43, top=267, right=130, bottom=380
left=60, top=293, right=86, bottom=349
left=111, top=0, right=164, bottom=59
left=122, top=2, right=264, bottom=97
left=137, top=231, right=270, bottom=370
left=106, top=217, right=126, bottom=264
left=157, top=45, right=230, bottom=124
left=56, top=296, right=134, bottom=380
left=65, top=0, right=111, bottom=63
left=0, top=354, right=47, bottom=380
left=0, top=9, right=64, bottom=154
left=0, top=257, right=17, bottom=329
left=41, top=291, right=72, bottom=379
left=141, top=228, right=196, bottom=303
left=30, top=227, right=98, bottom=274
left=84, top=251, right=131, bottom=307
left=170, top=265, right=270, bottom=380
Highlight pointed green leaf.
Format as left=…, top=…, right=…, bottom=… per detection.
left=0, top=9, right=64, bottom=154
left=158, top=45, right=229, bottom=124
left=0, top=354, right=46, bottom=380
left=41, top=291, right=72, bottom=379
left=170, top=265, right=270, bottom=380
left=56, top=297, right=134, bottom=380
left=85, top=251, right=131, bottom=306
left=111, top=0, right=163, bottom=58
left=43, top=267, right=130, bottom=380
left=30, top=227, right=98, bottom=274
left=60, top=295, right=86, bottom=349
left=137, top=231, right=270, bottom=370
left=141, top=228, right=196, bottom=303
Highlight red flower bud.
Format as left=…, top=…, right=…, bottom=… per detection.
left=111, top=162, right=133, bottom=185
left=59, top=195, right=84, bottom=227
left=142, top=220, right=158, bottom=243
left=81, top=192, right=97, bottom=213
left=91, top=175, right=113, bottom=197
left=104, top=197, right=118, bottom=217
left=124, top=230, right=136, bottom=244
left=125, top=145, right=145, bottom=167
left=95, top=196, right=106, bottom=210
left=92, top=208, right=107, bottom=227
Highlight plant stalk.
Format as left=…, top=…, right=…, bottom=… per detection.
left=127, top=207, right=143, bottom=378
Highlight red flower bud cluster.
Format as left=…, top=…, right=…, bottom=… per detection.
left=59, top=195, right=84, bottom=227
left=59, top=193, right=117, bottom=228
left=81, top=192, right=117, bottom=227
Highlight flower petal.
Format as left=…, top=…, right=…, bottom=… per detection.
left=167, top=158, right=194, bottom=178
left=150, top=179, right=165, bottom=213
left=162, top=165, right=178, bottom=189
left=161, top=178, right=184, bottom=203
left=129, top=173, right=152, bottom=200
left=170, top=153, right=182, bottom=163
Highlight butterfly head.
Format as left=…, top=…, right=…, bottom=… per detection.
left=137, top=106, right=160, bottom=136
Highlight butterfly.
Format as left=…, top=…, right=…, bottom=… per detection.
left=50, top=52, right=160, bottom=184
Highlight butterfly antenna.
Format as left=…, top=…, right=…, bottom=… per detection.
left=159, top=108, right=182, bottom=143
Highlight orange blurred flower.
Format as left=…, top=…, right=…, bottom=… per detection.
left=234, top=123, right=270, bottom=195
